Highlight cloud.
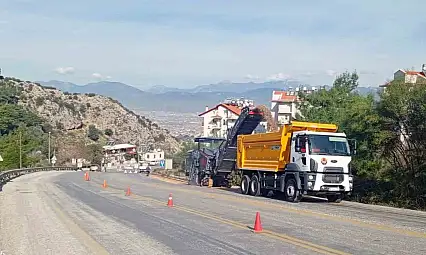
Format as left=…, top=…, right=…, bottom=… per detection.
left=1, top=0, right=425, bottom=87
left=92, top=73, right=112, bottom=80
left=326, top=70, right=337, bottom=77
left=92, top=72, right=102, bottom=79
left=54, top=67, right=75, bottom=75
left=267, top=73, right=291, bottom=81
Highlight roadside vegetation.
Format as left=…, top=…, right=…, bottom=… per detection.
left=298, top=71, right=426, bottom=210
left=0, top=79, right=106, bottom=170
left=0, top=79, right=50, bottom=170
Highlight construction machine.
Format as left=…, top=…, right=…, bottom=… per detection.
left=185, top=105, right=355, bottom=202
left=185, top=106, right=263, bottom=187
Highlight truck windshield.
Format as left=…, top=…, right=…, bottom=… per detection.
left=308, top=135, right=350, bottom=156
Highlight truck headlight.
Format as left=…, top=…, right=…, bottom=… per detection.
left=349, top=176, right=353, bottom=182
left=308, top=175, right=314, bottom=180
left=308, top=182, right=313, bottom=187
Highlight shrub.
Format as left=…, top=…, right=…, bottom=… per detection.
left=104, top=128, right=113, bottom=136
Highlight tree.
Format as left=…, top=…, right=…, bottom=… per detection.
left=0, top=82, right=20, bottom=104
left=0, top=104, right=41, bottom=135
left=104, top=128, right=113, bottom=136
left=171, top=141, right=197, bottom=170
left=0, top=126, right=47, bottom=170
left=85, top=144, right=103, bottom=165
left=298, top=71, right=384, bottom=178
left=376, top=81, right=426, bottom=208
left=87, top=125, right=100, bottom=141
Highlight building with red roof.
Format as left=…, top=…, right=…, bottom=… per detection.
left=270, top=86, right=319, bottom=126
left=198, top=98, right=257, bottom=138
left=380, top=64, right=426, bottom=88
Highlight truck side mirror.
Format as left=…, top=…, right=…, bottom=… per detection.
left=348, top=139, right=357, bottom=155
left=295, top=136, right=301, bottom=152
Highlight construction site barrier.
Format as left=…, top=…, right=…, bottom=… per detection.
left=0, top=166, right=77, bottom=190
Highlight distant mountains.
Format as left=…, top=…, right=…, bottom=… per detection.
left=38, top=80, right=381, bottom=113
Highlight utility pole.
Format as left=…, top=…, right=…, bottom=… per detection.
left=19, top=130, right=22, bottom=169
left=48, top=131, right=51, bottom=165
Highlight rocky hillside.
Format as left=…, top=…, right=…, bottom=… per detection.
left=13, top=80, right=181, bottom=155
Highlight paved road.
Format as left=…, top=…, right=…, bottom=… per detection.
left=1, top=171, right=425, bottom=255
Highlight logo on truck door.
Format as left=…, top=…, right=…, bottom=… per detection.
left=271, top=145, right=281, bottom=150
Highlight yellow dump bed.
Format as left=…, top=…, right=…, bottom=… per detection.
left=236, top=121, right=338, bottom=172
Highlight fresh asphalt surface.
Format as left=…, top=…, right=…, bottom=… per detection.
left=1, top=171, right=426, bottom=255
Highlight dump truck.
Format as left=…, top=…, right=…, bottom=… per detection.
left=237, top=121, right=355, bottom=203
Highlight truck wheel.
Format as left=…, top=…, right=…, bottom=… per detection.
left=240, top=175, right=250, bottom=195
left=284, top=178, right=302, bottom=203
left=249, top=175, right=261, bottom=196
left=326, top=194, right=342, bottom=203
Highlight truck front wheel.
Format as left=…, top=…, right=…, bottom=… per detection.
left=240, top=175, right=250, bottom=195
left=284, top=178, right=302, bottom=203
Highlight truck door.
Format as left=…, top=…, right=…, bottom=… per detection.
left=291, top=134, right=309, bottom=171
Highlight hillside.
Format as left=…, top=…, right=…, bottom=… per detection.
left=11, top=79, right=180, bottom=161
left=39, top=80, right=297, bottom=113
left=40, top=80, right=381, bottom=113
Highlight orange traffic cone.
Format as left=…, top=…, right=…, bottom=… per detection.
left=86, top=172, right=90, bottom=181
left=102, top=180, right=107, bottom=188
left=125, top=186, right=131, bottom=196
left=84, top=172, right=87, bottom=181
left=167, top=193, right=174, bottom=207
left=253, top=212, right=263, bottom=233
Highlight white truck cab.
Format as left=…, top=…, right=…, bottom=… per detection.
left=290, top=130, right=354, bottom=202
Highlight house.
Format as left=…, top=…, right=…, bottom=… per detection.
left=380, top=64, right=426, bottom=88
left=141, top=149, right=165, bottom=165
left=199, top=103, right=242, bottom=138
left=271, top=91, right=299, bottom=126
left=199, top=98, right=267, bottom=138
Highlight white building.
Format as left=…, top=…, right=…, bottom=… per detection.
left=199, top=103, right=241, bottom=138
left=271, top=91, right=300, bottom=126
left=199, top=98, right=267, bottom=138
left=380, top=64, right=426, bottom=89
left=270, top=87, right=320, bottom=127
left=141, top=149, right=164, bottom=165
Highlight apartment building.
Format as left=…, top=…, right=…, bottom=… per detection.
left=271, top=87, right=319, bottom=126
left=199, top=103, right=242, bottom=138
left=199, top=98, right=267, bottom=138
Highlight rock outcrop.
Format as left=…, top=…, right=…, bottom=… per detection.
left=13, top=80, right=181, bottom=154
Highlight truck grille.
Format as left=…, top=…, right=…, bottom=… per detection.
left=322, top=174, right=344, bottom=184
left=324, top=167, right=344, bottom=173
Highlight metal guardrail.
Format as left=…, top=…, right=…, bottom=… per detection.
left=0, top=166, right=77, bottom=190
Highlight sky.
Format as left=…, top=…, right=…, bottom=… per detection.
left=0, top=0, right=425, bottom=89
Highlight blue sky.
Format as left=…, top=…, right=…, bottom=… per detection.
left=1, top=0, right=425, bottom=89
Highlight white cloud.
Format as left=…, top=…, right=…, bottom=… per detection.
left=2, top=1, right=425, bottom=87
left=326, top=70, right=337, bottom=76
left=54, top=66, right=75, bottom=75
left=92, top=73, right=112, bottom=80
left=267, top=73, right=291, bottom=81
left=92, top=72, right=103, bottom=79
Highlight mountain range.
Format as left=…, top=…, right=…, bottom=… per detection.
left=38, top=80, right=381, bottom=113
